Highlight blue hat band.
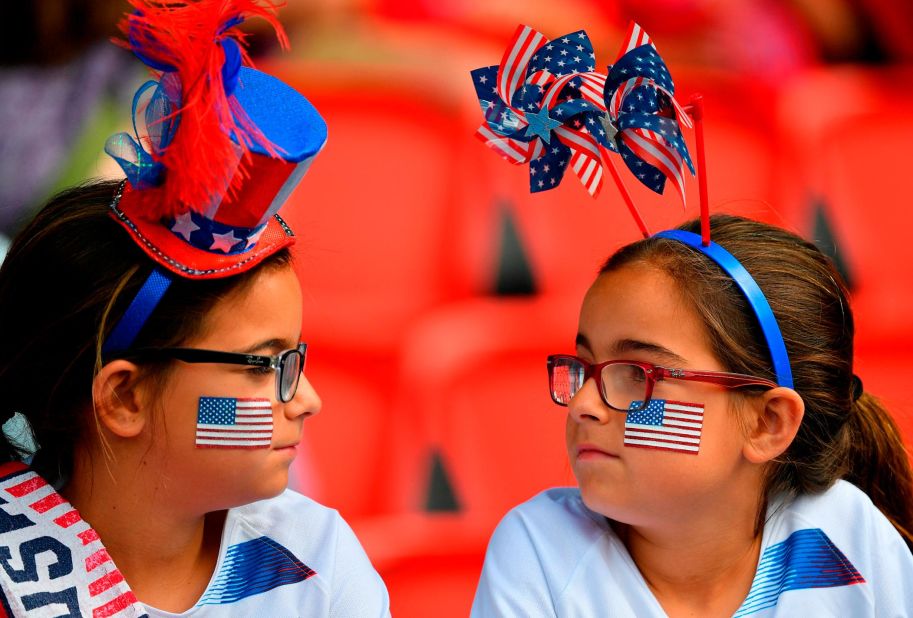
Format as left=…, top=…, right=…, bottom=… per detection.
left=102, top=268, right=173, bottom=357
left=654, top=230, right=794, bottom=389
left=166, top=211, right=266, bottom=256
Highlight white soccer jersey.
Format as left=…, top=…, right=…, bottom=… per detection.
left=472, top=482, right=913, bottom=617
left=142, top=490, right=390, bottom=617
left=0, top=462, right=388, bottom=618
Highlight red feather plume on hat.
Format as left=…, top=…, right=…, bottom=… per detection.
left=114, top=0, right=287, bottom=220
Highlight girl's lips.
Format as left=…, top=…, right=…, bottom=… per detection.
left=576, top=443, right=619, bottom=460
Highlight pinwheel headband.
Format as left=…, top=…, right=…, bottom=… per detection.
left=472, top=22, right=793, bottom=388
left=101, top=0, right=327, bottom=356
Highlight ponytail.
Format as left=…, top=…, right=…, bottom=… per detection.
left=842, top=392, right=913, bottom=551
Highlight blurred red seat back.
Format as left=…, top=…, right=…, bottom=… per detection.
left=270, top=61, right=475, bottom=353
left=776, top=66, right=913, bottom=232
left=777, top=67, right=913, bottom=442
left=294, top=357, right=392, bottom=520
left=265, top=61, right=484, bottom=517
left=818, top=108, right=913, bottom=437
left=394, top=298, right=580, bottom=517
left=817, top=108, right=913, bottom=344
left=356, top=513, right=492, bottom=618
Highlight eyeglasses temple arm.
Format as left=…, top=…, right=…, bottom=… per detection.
left=659, top=367, right=777, bottom=389
left=121, top=348, right=275, bottom=367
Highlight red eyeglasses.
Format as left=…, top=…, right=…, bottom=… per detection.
left=547, top=354, right=777, bottom=412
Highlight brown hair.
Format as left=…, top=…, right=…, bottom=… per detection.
left=600, top=214, right=913, bottom=550
left=0, top=180, right=291, bottom=482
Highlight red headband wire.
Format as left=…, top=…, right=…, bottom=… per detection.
left=685, top=94, right=711, bottom=246
left=603, top=154, right=650, bottom=238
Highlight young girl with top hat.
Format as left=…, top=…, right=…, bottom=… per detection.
left=0, top=1, right=389, bottom=616
left=467, top=22, right=913, bottom=617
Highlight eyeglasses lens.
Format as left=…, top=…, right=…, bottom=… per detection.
left=550, top=357, right=587, bottom=405
left=550, top=357, right=649, bottom=411
left=601, top=362, right=649, bottom=411
left=279, top=351, right=302, bottom=402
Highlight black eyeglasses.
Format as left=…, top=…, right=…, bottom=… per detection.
left=119, top=343, right=307, bottom=403
left=547, top=354, right=776, bottom=412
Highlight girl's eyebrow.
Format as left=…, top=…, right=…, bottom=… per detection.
left=575, top=333, right=594, bottom=353
left=613, top=338, right=687, bottom=366
left=235, top=338, right=295, bottom=355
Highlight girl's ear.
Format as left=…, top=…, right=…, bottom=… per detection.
left=743, top=387, right=805, bottom=464
left=92, top=360, right=148, bottom=438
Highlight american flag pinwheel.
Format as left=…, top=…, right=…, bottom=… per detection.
left=471, top=26, right=610, bottom=196
left=593, top=22, right=695, bottom=205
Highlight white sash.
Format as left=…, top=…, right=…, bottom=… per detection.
left=0, top=463, right=147, bottom=618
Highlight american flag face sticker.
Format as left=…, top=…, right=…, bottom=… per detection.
left=196, top=397, right=273, bottom=449
left=624, top=399, right=704, bottom=454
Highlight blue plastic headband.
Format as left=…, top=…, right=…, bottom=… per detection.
left=654, top=229, right=794, bottom=389
left=101, top=267, right=173, bottom=357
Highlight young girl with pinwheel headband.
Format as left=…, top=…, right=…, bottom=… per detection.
left=469, top=23, right=913, bottom=617
left=0, top=2, right=389, bottom=615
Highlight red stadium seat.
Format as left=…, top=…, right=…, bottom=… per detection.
left=294, top=356, right=392, bottom=520
left=390, top=296, right=581, bottom=517
left=817, top=109, right=913, bottom=346
left=274, top=70, right=474, bottom=353
left=817, top=108, right=913, bottom=440
left=358, top=297, right=587, bottom=617
left=260, top=60, right=491, bottom=518
left=777, top=67, right=913, bottom=443
left=356, top=513, right=492, bottom=618
left=775, top=66, right=913, bottom=232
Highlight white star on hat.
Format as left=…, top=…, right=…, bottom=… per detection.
left=171, top=212, right=200, bottom=241
left=210, top=230, right=240, bottom=253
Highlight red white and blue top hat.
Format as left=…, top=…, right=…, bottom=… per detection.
left=102, top=0, right=327, bottom=355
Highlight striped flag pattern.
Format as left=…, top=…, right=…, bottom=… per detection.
left=471, top=21, right=698, bottom=205
left=597, top=22, right=695, bottom=205
left=555, top=126, right=604, bottom=196
left=471, top=26, right=610, bottom=197
left=624, top=399, right=704, bottom=454
left=0, top=463, right=147, bottom=618
left=496, top=25, right=548, bottom=113
left=615, top=21, right=652, bottom=60
left=195, top=397, right=273, bottom=449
